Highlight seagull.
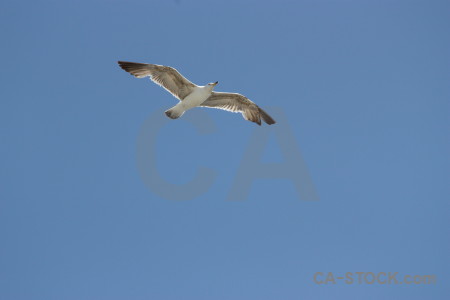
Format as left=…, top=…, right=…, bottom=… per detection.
left=118, top=61, right=276, bottom=125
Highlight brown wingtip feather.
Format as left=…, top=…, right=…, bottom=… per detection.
left=117, top=61, right=150, bottom=78
left=259, top=108, right=276, bottom=125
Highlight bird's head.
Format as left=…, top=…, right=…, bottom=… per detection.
left=207, top=81, right=219, bottom=90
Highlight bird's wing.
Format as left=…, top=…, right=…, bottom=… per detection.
left=118, top=61, right=197, bottom=100
left=200, top=92, right=276, bottom=125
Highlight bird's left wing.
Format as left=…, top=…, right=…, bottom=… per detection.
left=201, top=92, right=276, bottom=125
left=118, top=61, right=197, bottom=100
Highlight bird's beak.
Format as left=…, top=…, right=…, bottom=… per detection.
left=213, top=81, right=219, bottom=86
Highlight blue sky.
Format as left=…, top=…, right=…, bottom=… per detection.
left=1, top=0, right=449, bottom=299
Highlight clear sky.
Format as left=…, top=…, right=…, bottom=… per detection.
left=1, top=0, right=449, bottom=299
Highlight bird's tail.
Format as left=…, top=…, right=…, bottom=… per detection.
left=165, top=105, right=185, bottom=119
left=259, top=108, right=276, bottom=125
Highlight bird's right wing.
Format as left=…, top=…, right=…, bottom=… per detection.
left=201, top=92, right=276, bottom=125
left=118, top=61, right=197, bottom=100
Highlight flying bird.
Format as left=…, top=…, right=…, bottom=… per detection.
left=117, top=61, right=276, bottom=125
